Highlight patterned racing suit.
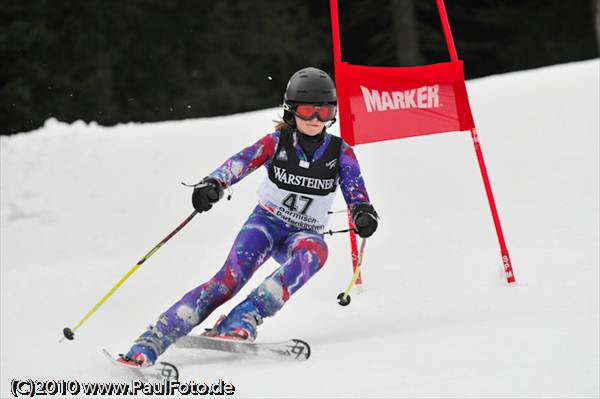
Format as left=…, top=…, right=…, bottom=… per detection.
left=128, top=128, right=370, bottom=359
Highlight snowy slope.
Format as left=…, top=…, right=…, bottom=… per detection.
left=1, top=59, right=598, bottom=398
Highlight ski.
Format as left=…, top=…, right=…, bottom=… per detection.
left=102, top=349, right=179, bottom=382
left=175, top=335, right=311, bottom=360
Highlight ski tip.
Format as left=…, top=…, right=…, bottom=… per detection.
left=290, top=339, right=311, bottom=360
left=102, top=349, right=140, bottom=368
left=103, top=348, right=179, bottom=381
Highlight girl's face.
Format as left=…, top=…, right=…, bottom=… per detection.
left=295, top=116, right=325, bottom=136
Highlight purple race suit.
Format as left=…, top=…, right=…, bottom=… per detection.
left=130, top=129, right=370, bottom=356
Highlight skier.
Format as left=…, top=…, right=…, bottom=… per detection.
left=119, top=67, right=379, bottom=366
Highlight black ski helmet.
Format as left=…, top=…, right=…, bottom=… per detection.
left=282, top=67, right=337, bottom=126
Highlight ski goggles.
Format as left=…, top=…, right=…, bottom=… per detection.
left=285, top=103, right=337, bottom=122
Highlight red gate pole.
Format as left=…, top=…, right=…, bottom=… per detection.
left=330, top=0, right=363, bottom=287
left=330, top=0, right=342, bottom=65
left=470, top=128, right=516, bottom=283
left=436, top=0, right=516, bottom=284
left=347, top=208, right=362, bottom=286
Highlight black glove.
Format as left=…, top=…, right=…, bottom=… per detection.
left=351, top=203, right=378, bottom=238
left=192, top=177, right=224, bottom=213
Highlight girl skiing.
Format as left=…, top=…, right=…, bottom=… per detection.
left=120, top=67, right=378, bottom=366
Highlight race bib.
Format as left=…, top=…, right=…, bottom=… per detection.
left=258, top=178, right=337, bottom=232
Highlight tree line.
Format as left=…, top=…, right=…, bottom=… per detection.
left=1, top=0, right=597, bottom=135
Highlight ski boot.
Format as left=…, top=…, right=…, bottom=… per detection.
left=119, top=326, right=165, bottom=367
left=116, top=349, right=155, bottom=367
left=202, top=300, right=263, bottom=342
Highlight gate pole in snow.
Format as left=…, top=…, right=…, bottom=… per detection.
left=347, top=208, right=362, bottom=286
left=436, top=0, right=516, bottom=284
left=330, top=0, right=363, bottom=287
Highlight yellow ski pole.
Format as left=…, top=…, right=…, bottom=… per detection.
left=337, top=237, right=367, bottom=306
left=61, top=210, right=198, bottom=342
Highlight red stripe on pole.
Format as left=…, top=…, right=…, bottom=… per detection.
left=347, top=208, right=362, bottom=285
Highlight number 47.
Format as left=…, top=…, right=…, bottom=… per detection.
left=282, top=194, right=313, bottom=214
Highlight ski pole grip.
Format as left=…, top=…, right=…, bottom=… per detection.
left=204, top=177, right=224, bottom=202
left=207, top=189, right=219, bottom=202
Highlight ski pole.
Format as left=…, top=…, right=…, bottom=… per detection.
left=337, top=237, right=367, bottom=306
left=61, top=210, right=199, bottom=342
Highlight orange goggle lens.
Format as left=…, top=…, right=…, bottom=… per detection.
left=293, top=104, right=337, bottom=122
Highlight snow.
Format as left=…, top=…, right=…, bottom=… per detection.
left=1, top=59, right=599, bottom=398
